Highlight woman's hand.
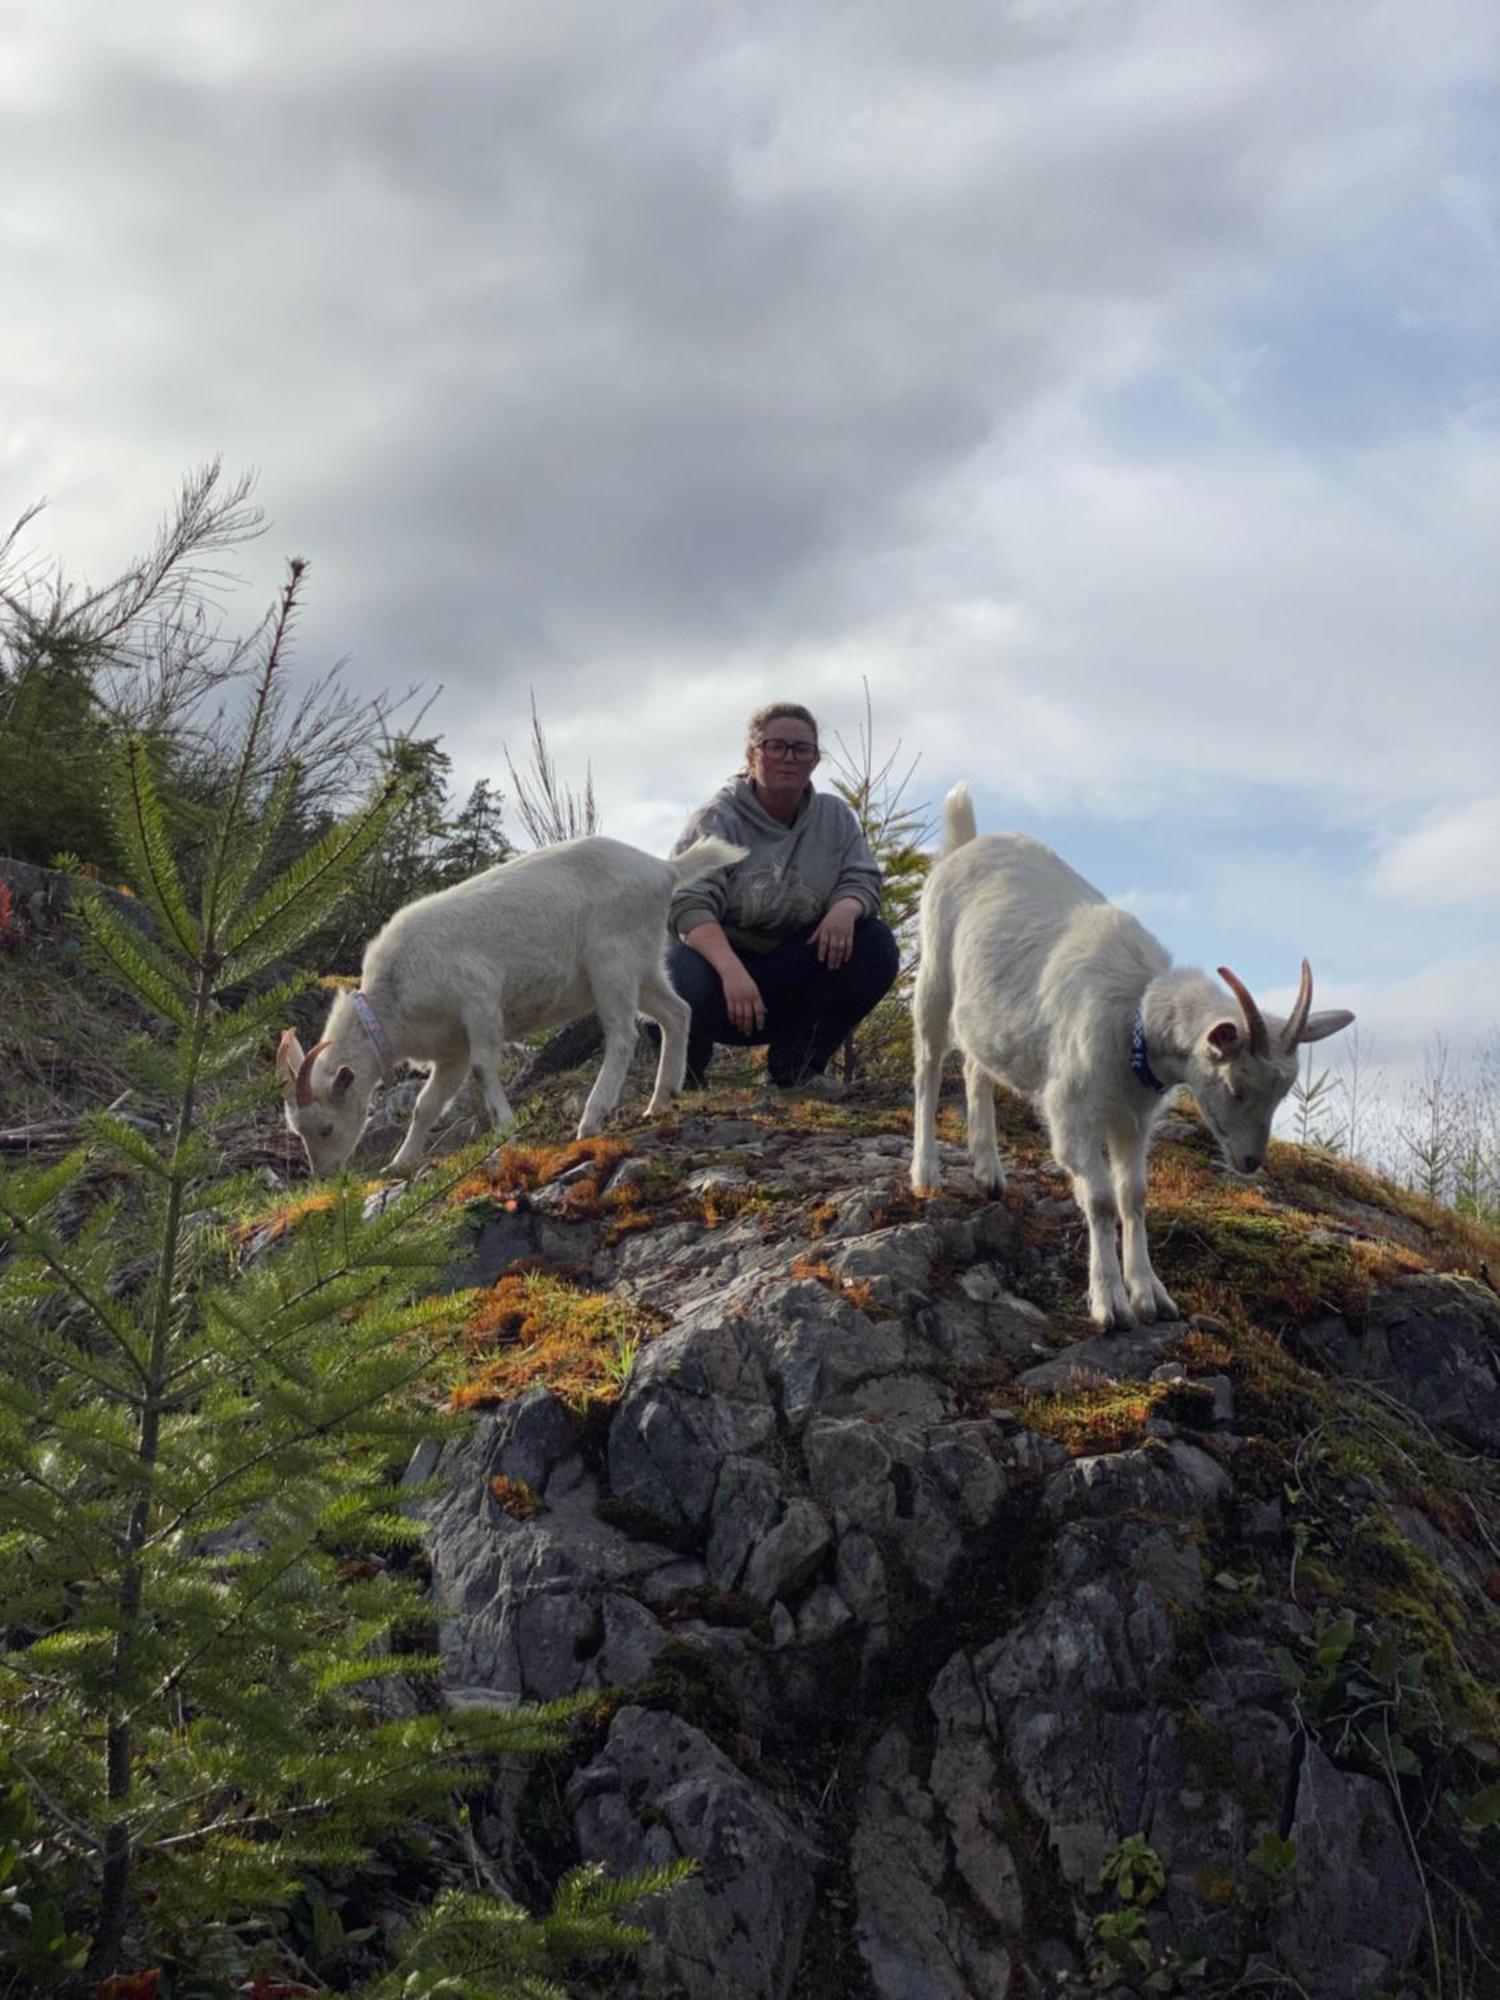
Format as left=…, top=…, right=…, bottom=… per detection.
left=810, top=897, right=862, bottom=969
left=720, top=960, right=767, bottom=1034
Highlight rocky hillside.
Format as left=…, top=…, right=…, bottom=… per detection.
left=7, top=858, right=1497, bottom=1998
left=346, top=1088, right=1500, bottom=2000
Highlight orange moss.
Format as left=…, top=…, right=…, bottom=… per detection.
left=445, top=1269, right=657, bottom=1412
left=450, top=1137, right=633, bottom=1211
left=1169, top=1326, right=1235, bottom=1371
left=232, top=1189, right=340, bottom=1247
left=869, top=1188, right=926, bottom=1230
left=490, top=1475, right=543, bottom=1520
left=790, top=1255, right=880, bottom=1314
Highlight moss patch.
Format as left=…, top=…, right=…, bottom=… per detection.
left=450, top=1136, right=633, bottom=1215
left=1019, top=1379, right=1171, bottom=1456
left=441, top=1270, right=661, bottom=1413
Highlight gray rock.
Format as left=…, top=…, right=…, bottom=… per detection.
left=1303, top=1275, right=1500, bottom=1451
left=1016, top=1325, right=1184, bottom=1393
left=1272, top=1742, right=1424, bottom=1997
left=795, top=1583, right=854, bottom=1647
left=741, top=1499, right=833, bottom=1609
left=569, top=1706, right=818, bottom=2000
left=928, top=1653, right=1026, bottom=1933
left=828, top=1222, right=946, bottom=1311
left=608, top=1319, right=777, bottom=1530
left=852, top=1727, right=1012, bottom=2000
left=706, top=1455, right=784, bottom=1592
left=686, top=1166, right=748, bottom=1195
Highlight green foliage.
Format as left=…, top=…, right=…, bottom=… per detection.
left=1289, top=1041, right=1342, bottom=1154
left=1086, top=1837, right=1205, bottom=1992
left=0, top=566, right=672, bottom=1994
left=1244, top=1831, right=1298, bottom=1913
left=824, top=683, right=933, bottom=1083
left=369, top=1859, right=694, bottom=2000
left=0, top=1760, right=92, bottom=1983
left=825, top=681, right=933, bottom=953
left=0, top=630, right=125, bottom=870
left=1097, top=1832, right=1167, bottom=1905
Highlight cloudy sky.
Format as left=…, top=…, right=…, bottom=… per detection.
left=5, top=0, right=1498, bottom=1099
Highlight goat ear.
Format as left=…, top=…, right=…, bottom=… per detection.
left=1206, top=1020, right=1240, bottom=1056
left=1294, top=1009, right=1355, bottom=1046
left=276, top=1029, right=305, bottom=1090
left=330, top=1064, right=357, bottom=1101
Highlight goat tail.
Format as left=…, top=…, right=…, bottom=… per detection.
left=943, top=781, right=978, bottom=856
left=669, top=836, right=749, bottom=886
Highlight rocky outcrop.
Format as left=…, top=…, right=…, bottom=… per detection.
left=414, top=1106, right=1500, bottom=1999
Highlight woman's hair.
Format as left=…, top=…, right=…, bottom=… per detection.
left=744, top=702, right=819, bottom=765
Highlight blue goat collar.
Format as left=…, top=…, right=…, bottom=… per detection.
left=1131, top=1008, right=1167, bottom=1095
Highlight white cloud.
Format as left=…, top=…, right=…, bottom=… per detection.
left=1372, top=797, right=1500, bottom=905
left=3, top=0, right=1498, bottom=1088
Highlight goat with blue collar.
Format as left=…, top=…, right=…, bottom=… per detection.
left=910, top=783, right=1354, bottom=1332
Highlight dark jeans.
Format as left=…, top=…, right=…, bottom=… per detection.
left=668, top=917, right=901, bottom=1088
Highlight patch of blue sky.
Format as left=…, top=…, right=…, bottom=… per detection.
left=1094, top=153, right=1499, bottom=459
left=1093, top=297, right=1495, bottom=460
left=961, top=776, right=1469, bottom=1005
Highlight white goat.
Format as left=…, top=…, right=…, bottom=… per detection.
left=910, top=784, right=1354, bottom=1330
left=277, top=833, right=745, bottom=1178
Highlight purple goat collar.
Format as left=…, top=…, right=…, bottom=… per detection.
left=348, top=990, right=398, bottom=1083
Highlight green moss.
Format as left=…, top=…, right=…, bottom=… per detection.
left=1346, top=1510, right=1500, bottom=1740
left=629, top=1639, right=756, bottom=1760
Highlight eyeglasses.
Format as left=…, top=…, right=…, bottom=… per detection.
left=757, top=738, right=819, bottom=764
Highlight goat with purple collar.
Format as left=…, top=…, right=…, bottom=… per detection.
left=276, top=832, right=745, bottom=1180
left=910, top=784, right=1355, bottom=1331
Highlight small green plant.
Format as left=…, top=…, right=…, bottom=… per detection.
left=369, top=1857, right=695, bottom=2000
left=1098, top=1832, right=1167, bottom=1905
left=1244, top=1831, right=1298, bottom=1913
left=1087, top=1836, right=1206, bottom=1992
left=1273, top=1608, right=1358, bottom=1719
left=602, top=1328, right=642, bottom=1392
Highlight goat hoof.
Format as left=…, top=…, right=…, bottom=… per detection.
left=975, top=1176, right=1006, bottom=1201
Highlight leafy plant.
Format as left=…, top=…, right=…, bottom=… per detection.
left=1097, top=1833, right=1168, bottom=1906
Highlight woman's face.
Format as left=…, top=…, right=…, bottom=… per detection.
left=748, top=714, right=819, bottom=811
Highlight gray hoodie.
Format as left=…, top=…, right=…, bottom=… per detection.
left=669, top=776, right=882, bottom=951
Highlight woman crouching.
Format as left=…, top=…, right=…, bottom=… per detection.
left=667, top=702, right=900, bottom=1097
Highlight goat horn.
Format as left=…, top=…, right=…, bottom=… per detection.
left=296, top=1039, right=330, bottom=1107
left=1217, top=966, right=1269, bottom=1056
left=1281, top=959, right=1314, bottom=1052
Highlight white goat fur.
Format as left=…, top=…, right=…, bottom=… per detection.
left=910, top=785, right=1354, bottom=1330
left=278, top=833, right=746, bottom=1178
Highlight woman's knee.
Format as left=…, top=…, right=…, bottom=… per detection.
left=667, top=938, right=721, bottom=1009
left=854, top=916, right=901, bottom=994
